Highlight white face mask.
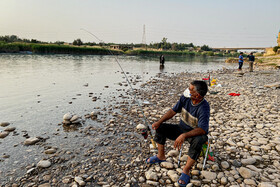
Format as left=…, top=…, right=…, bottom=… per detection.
left=183, top=88, right=191, bottom=98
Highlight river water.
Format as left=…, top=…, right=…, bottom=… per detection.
left=0, top=54, right=237, bottom=183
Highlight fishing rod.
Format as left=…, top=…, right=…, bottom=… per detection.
left=81, top=28, right=157, bottom=148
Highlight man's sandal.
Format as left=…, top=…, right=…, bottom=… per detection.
left=146, top=155, right=166, bottom=164
left=177, top=173, right=190, bottom=187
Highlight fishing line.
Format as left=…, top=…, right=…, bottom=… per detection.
left=81, top=28, right=156, bottom=148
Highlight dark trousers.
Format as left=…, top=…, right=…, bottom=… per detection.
left=154, top=123, right=208, bottom=161
left=249, top=61, right=253, bottom=72
left=238, top=62, right=243, bottom=70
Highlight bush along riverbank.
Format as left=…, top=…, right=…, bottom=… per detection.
left=0, top=42, right=239, bottom=57
left=125, top=49, right=239, bottom=57
left=0, top=42, right=123, bottom=55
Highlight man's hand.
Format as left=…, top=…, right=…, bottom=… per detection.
left=152, top=122, right=161, bottom=130
left=174, top=134, right=186, bottom=150
left=151, top=109, right=176, bottom=131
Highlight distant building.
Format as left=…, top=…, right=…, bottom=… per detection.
left=110, top=45, right=121, bottom=50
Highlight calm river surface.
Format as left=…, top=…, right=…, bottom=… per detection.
left=0, top=54, right=236, bottom=183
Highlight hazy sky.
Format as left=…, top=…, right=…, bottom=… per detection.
left=0, top=0, right=279, bottom=47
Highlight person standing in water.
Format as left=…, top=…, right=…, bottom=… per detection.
left=160, top=55, right=165, bottom=65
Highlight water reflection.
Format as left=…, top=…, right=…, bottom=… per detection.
left=62, top=123, right=82, bottom=132
left=159, top=64, right=165, bottom=72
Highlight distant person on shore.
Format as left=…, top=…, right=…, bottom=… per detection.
left=146, top=80, right=210, bottom=186
left=238, top=52, right=244, bottom=71
left=160, top=55, right=165, bottom=65
left=247, top=52, right=255, bottom=72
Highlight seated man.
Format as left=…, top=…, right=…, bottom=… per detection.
left=146, top=80, right=210, bottom=186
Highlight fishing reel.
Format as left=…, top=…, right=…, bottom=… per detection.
left=141, top=128, right=148, bottom=139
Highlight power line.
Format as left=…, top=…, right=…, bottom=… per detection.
left=142, top=24, right=146, bottom=49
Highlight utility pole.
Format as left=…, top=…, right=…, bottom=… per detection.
left=142, top=24, right=147, bottom=50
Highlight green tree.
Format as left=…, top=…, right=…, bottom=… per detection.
left=31, top=39, right=39, bottom=43
left=55, top=41, right=65, bottom=45
left=201, top=45, right=211, bottom=51
left=273, top=46, right=280, bottom=52
left=73, top=39, right=83, bottom=46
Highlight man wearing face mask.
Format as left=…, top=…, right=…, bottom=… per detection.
left=146, top=80, right=210, bottom=186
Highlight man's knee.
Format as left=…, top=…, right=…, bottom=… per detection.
left=190, top=135, right=208, bottom=149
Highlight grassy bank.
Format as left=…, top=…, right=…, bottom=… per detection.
left=126, top=49, right=239, bottom=57
left=0, top=42, right=239, bottom=57
left=0, top=42, right=123, bottom=55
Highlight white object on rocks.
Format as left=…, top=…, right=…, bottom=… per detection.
left=136, top=124, right=146, bottom=130
left=149, top=144, right=157, bottom=152
left=37, top=160, right=51, bottom=168
left=142, top=101, right=151, bottom=105
left=24, top=137, right=40, bottom=145
left=26, top=168, right=36, bottom=175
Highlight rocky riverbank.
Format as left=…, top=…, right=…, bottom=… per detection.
left=1, top=65, right=279, bottom=187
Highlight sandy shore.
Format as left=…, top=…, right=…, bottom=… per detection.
left=1, top=65, right=279, bottom=187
